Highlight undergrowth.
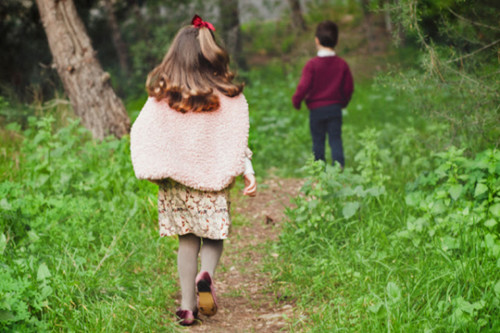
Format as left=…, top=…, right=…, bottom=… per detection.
left=0, top=116, right=179, bottom=331
left=267, top=68, right=500, bottom=331
left=0, top=52, right=498, bottom=332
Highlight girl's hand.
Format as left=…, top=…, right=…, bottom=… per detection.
left=243, top=174, right=257, bottom=197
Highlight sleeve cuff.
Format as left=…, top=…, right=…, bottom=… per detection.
left=244, top=156, right=255, bottom=175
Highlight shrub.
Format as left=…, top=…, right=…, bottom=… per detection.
left=0, top=116, right=179, bottom=331
left=275, top=127, right=500, bottom=330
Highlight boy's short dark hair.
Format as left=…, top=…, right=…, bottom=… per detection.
left=315, top=20, right=338, bottom=48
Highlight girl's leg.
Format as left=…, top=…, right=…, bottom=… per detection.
left=200, top=238, right=224, bottom=277
left=196, top=238, right=223, bottom=316
left=178, top=233, right=201, bottom=311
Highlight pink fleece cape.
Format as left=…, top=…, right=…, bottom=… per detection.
left=130, top=93, right=249, bottom=191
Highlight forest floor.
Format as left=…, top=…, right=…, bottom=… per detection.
left=183, top=175, right=305, bottom=332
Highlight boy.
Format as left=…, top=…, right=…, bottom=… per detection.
left=292, top=20, right=354, bottom=167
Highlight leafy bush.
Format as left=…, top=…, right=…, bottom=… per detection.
left=305, top=0, right=360, bottom=25
left=275, top=126, right=500, bottom=330
left=242, top=20, right=294, bottom=57
left=0, top=97, right=35, bottom=129
left=0, top=116, right=179, bottom=331
left=376, top=67, right=500, bottom=153
left=379, top=0, right=500, bottom=152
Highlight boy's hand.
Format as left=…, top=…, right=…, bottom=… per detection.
left=243, top=174, right=257, bottom=197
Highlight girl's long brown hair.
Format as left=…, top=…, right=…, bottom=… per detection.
left=146, top=26, right=243, bottom=112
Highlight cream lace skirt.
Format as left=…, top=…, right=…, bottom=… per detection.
left=157, top=180, right=232, bottom=240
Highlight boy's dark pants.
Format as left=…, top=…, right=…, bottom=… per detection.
left=309, top=103, right=344, bottom=167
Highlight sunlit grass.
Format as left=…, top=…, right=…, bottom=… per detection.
left=264, top=68, right=500, bottom=331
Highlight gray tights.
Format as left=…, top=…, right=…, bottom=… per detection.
left=177, top=234, right=223, bottom=311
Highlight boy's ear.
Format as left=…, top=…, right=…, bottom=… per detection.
left=314, top=37, right=320, bottom=46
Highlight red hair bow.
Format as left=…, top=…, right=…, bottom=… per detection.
left=191, top=14, right=215, bottom=31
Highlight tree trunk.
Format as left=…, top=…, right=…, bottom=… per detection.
left=380, top=0, right=406, bottom=45
left=35, top=0, right=130, bottom=140
left=360, top=0, right=376, bottom=52
left=394, top=0, right=406, bottom=45
left=103, top=0, right=129, bottom=74
left=383, top=0, right=393, bottom=33
left=218, top=0, right=247, bottom=70
left=287, top=0, right=307, bottom=31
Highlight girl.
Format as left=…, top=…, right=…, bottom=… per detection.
left=130, top=15, right=256, bottom=326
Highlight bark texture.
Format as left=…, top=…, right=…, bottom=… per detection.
left=103, top=0, right=129, bottom=74
left=36, top=0, right=130, bottom=139
left=287, top=0, right=307, bottom=31
left=360, top=0, right=376, bottom=52
left=218, top=0, right=247, bottom=70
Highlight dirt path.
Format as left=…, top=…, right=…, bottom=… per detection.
left=184, top=176, right=304, bottom=332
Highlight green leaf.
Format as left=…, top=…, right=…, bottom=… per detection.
left=472, top=300, right=485, bottom=310
left=484, top=219, right=497, bottom=229
left=407, top=217, right=427, bottom=232
left=493, top=245, right=500, bottom=257
left=478, top=319, right=488, bottom=327
left=35, top=174, right=50, bottom=188
left=484, top=233, right=496, bottom=248
left=342, top=202, right=360, bottom=219
left=489, top=203, right=500, bottom=217
left=353, top=186, right=366, bottom=197
left=37, top=263, right=51, bottom=281
left=368, top=301, right=383, bottom=313
left=366, top=186, right=385, bottom=197
left=39, top=285, right=53, bottom=300
left=0, top=198, right=12, bottom=211
left=28, top=230, right=40, bottom=243
left=0, top=310, right=16, bottom=321
left=474, top=183, right=488, bottom=197
left=405, top=192, right=421, bottom=206
left=387, top=282, right=401, bottom=302
left=494, top=281, right=500, bottom=297
left=0, top=233, right=6, bottom=255
left=442, top=236, right=459, bottom=251
left=5, top=122, right=21, bottom=132
left=448, top=184, right=463, bottom=201
left=455, top=298, right=485, bottom=315
left=455, top=297, right=474, bottom=315
left=431, top=200, right=446, bottom=215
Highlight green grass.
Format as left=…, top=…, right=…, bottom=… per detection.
left=0, top=117, right=181, bottom=331
left=251, top=65, right=500, bottom=331
left=1, top=53, right=498, bottom=332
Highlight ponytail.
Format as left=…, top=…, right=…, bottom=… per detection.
left=147, top=26, right=243, bottom=113
left=198, top=28, right=228, bottom=70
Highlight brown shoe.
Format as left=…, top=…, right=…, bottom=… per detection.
left=196, top=271, right=218, bottom=316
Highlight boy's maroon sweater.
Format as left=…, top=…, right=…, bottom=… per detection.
left=292, top=56, right=354, bottom=110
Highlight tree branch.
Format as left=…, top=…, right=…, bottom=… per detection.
left=444, top=39, right=500, bottom=64
left=448, top=8, right=500, bottom=32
